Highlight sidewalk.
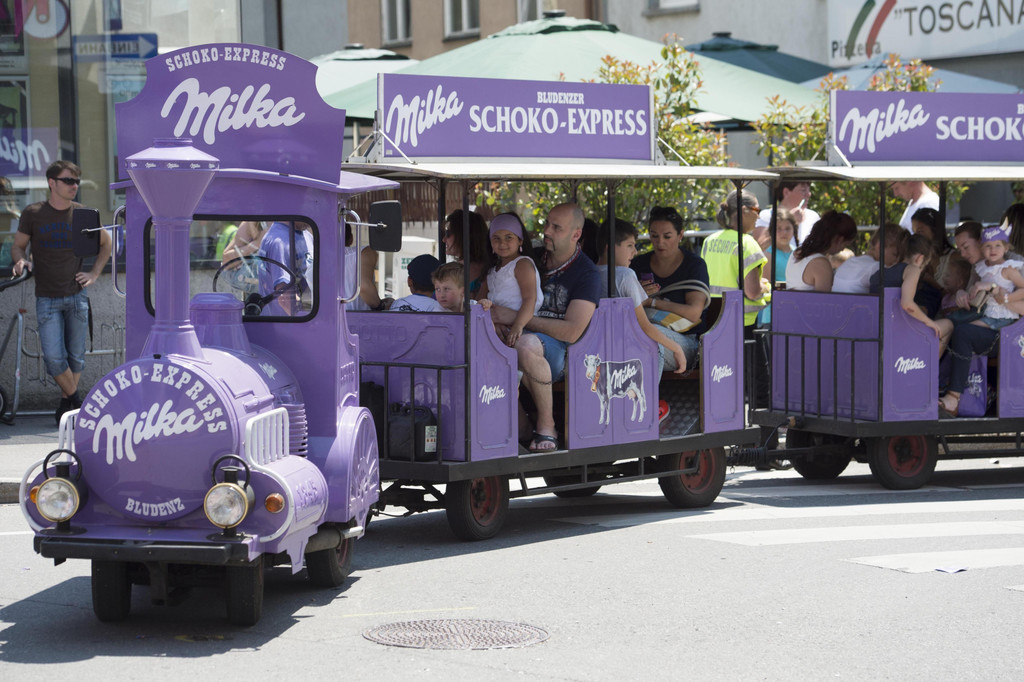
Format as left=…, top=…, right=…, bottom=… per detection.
left=0, top=415, right=63, bottom=504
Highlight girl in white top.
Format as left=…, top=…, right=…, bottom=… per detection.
left=971, top=221, right=1024, bottom=330
left=784, top=211, right=857, bottom=292
left=478, top=213, right=543, bottom=348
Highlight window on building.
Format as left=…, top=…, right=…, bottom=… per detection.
left=382, top=0, right=411, bottom=45
left=647, top=0, right=700, bottom=12
left=518, top=0, right=554, bottom=22
left=445, top=0, right=480, bottom=39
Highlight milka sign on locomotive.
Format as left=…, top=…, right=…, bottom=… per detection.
left=73, top=358, right=237, bottom=522
left=116, top=43, right=345, bottom=184
left=831, top=91, right=1024, bottom=163
left=378, top=73, right=654, bottom=161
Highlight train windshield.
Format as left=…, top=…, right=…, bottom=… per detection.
left=145, top=216, right=318, bottom=321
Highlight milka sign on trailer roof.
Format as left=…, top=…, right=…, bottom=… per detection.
left=377, top=73, right=655, bottom=162
left=830, top=90, right=1024, bottom=163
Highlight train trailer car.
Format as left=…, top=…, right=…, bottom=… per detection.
left=343, top=73, right=766, bottom=540
left=19, top=44, right=399, bottom=625
left=752, top=90, right=1024, bottom=489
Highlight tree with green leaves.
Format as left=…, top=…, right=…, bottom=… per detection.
left=751, top=54, right=969, bottom=234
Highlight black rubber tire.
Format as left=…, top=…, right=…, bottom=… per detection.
left=306, top=536, right=354, bottom=588
left=225, top=556, right=264, bottom=626
left=543, top=475, right=602, bottom=498
left=91, top=560, right=131, bottom=622
left=786, top=429, right=852, bottom=480
left=658, top=448, right=726, bottom=508
left=868, top=435, right=937, bottom=490
left=445, top=476, right=510, bottom=541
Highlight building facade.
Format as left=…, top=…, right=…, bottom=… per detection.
left=605, top=0, right=1024, bottom=89
left=346, top=0, right=594, bottom=59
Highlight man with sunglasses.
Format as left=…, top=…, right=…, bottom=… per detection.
left=12, top=160, right=112, bottom=424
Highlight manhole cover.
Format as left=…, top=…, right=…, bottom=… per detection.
left=364, top=619, right=549, bottom=650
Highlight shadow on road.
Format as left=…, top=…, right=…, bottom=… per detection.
left=0, top=569, right=361, bottom=663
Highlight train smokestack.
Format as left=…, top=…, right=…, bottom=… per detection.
left=125, top=138, right=219, bottom=358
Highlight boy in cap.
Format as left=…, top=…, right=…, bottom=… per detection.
left=389, top=254, right=445, bottom=312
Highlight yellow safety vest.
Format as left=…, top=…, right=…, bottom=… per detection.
left=700, top=229, right=768, bottom=327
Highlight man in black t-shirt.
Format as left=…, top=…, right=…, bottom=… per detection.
left=490, top=203, right=600, bottom=452
left=13, top=160, right=112, bottom=424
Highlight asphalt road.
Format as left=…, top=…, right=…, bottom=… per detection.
left=2, top=432, right=1023, bottom=681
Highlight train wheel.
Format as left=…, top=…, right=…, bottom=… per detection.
left=658, top=448, right=726, bottom=508
left=306, top=536, right=354, bottom=588
left=868, top=435, right=937, bottom=490
left=445, top=476, right=510, bottom=541
left=225, top=556, right=264, bottom=626
left=91, top=560, right=131, bottom=622
left=543, top=475, right=602, bottom=498
left=787, top=429, right=852, bottom=480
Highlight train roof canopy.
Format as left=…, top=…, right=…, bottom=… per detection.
left=766, top=165, right=1024, bottom=183
left=343, top=161, right=777, bottom=183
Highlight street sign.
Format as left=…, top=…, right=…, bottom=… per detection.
left=73, top=33, right=158, bottom=62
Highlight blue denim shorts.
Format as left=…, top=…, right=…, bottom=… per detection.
left=979, top=315, right=1017, bottom=330
left=533, top=332, right=570, bottom=382
left=656, top=327, right=700, bottom=378
left=36, top=291, right=89, bottom=376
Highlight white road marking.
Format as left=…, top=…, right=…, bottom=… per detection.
left=691, top=521, right=1024, bottom=546
left=0, top=530, right=32, bottom=537
left=721, top=483, right=963, bottom=498
left=557, top=498, right=1024, bottom=528
left=848, top=548, right=1024, bottom=574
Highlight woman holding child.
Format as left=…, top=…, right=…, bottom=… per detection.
left=939, top=221, right=1024, bottom=417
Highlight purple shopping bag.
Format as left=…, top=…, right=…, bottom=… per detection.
left=958, top=355, right=988, bottom=417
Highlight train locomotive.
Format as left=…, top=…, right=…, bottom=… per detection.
left=19, top=44, right=399, bottom=625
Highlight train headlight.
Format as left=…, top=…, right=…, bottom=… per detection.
left=35, top=477, right=80, bottom=522
left=204, top=482, right=252, bottom=529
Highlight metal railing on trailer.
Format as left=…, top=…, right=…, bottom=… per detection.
left=751, top=164, right=1024, bottom=489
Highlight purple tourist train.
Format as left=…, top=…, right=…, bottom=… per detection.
left=20, top=44, right=398, bottom=625
left=19, top=44, right=769, bottom=626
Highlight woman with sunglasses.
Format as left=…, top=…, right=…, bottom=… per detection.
left=12, top=160, right=112, bottom=425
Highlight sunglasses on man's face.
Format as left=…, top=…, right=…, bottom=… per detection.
left=55, top=177, right=81, bottom=186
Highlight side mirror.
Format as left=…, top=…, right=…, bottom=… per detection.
left=71, top=208, right=101, bottom=258
left=368, top=200, right=402, bottom=253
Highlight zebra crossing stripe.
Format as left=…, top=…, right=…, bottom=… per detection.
left=558, top=498, right=1024, bottom=527
left=690, top=521, right=1024, bottom=546
left=721, top=483, right=962, bottom=498
left=848, top=547, right=1024, bottom=573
